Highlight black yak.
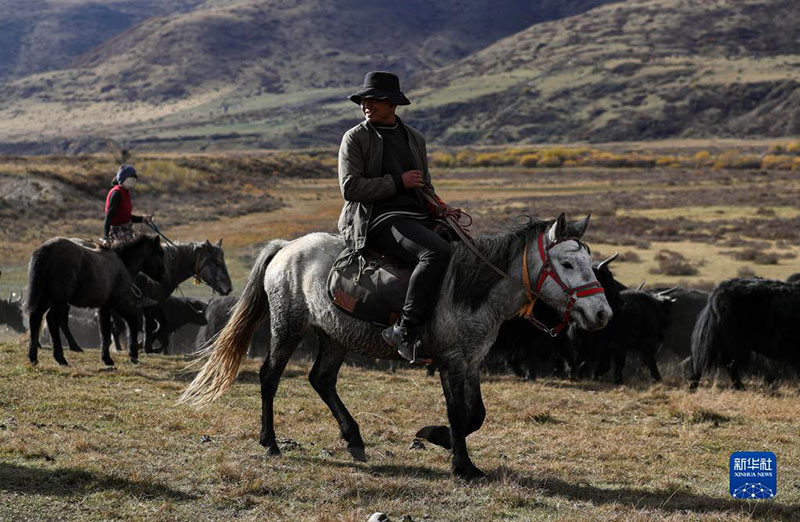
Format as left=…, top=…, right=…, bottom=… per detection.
left=689, top=278, right=800, bottom=390
left=571, top=288, right=675, bottom=384
left=0, top=297, right=26, bottom=334
left=652, top=287, right=709, bottom=359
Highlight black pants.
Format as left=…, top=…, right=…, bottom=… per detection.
left=368, top=218, right=452, bottom=327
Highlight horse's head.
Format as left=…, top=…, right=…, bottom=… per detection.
left=532, top=214, right=612, bottom=332
left=141, top=236, right=166, bottom=282
left=196, top=239, right=233, bottom=295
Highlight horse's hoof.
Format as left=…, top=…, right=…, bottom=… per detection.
left=30, top=358, right=38, bottom=366
left=453, top=462, right=486, bottom=481
left=102, top=357, right=114, bottom=367
left=266, top=445, right=281, bottom=456
left=55, top=357, right=69, bottom=367
left=130, top=358, right=139, bottom=365
left=416, top=425, right=452, bottom=450
left=348, top=446, right=368, bottom=462
left=69, top=346, right=83, bottom=353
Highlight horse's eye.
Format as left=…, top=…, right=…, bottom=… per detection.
left=562, top=261, right=574, bottom=270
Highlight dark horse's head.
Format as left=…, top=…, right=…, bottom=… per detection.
left=195, top=239, right=233, bottom=295
left=114, top=235, right=165, bottom=282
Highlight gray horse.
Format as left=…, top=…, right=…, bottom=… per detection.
left=181, top=214, right=611, bottom=480
left=26, top=235, right=165, bottom=366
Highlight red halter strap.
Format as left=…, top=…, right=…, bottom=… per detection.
left=518, top=233, right=605, bottom=336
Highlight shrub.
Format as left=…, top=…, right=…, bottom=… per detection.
left=694, top=150, right=712, bottom=167
left=656, top=155, right=677, bottom=167
left=723, top=248, right=779, bottom=265
left=786, top=141, right=800, bottom=155
left=761, top=155, right=794, bottom=170
left=619, top=251, right=641, bottom=263
left=519, top=154, right=539, bottom=167
left=590, top=151, right=630, bottom=168
left=455, top=149, right=476, bottom=167
left=650, top=249, right=698, bottom=276
left=538, top=151, right=563, bottom=168
left=737, top=266, right=756, bottom=278
left=430, top=151, right=455, bottom=168
left=474, top=151, right=517, bottom=167
left=712, top=151, right=761, bottom=170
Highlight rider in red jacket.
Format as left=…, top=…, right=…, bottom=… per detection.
left=101, top=165, right=152, bottom=247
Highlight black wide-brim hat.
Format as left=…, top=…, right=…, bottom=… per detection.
left=349, top=71, right=411, bottom=106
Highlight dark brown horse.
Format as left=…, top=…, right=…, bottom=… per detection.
left=26, top=235, right=164, bottom=366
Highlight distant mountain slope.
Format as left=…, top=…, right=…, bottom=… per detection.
left=0, top=0, right=618, bottom=150
left=6, top=0, right=617, bottom=102
left=407, top=0, right=800, bottom=143
left=0, top=1, right=206, bottom=84
left=3, top=0, right=799, bottom=151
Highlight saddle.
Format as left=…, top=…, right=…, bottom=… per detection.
left=328, top=221, right=460, bottom=327
left=327, top=247, right=410, bottom=327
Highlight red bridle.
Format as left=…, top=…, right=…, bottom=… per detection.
left=518, top=233, right=605, bottom=337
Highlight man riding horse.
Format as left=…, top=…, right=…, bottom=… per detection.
left=338, top=71, right=461, bottom=362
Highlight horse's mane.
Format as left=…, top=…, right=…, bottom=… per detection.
left=449, top=217, right=551, bottom=310
left=111, top=235, right=157, bottom=257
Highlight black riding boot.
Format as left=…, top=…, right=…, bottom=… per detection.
left=382, top=321, right=421, bottom=363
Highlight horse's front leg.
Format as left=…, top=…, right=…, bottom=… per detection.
left=98, top=307, right=115, bottom=366
left=416, top=363, right=486, bottom=450
left=46, top=303, right=69, bottom=366
left=119, top=309, right=141, bottom=364
left=28, top=305, right=46, bottom=365
left=61, top=306, right=84, bottom=353
left=438, top=353, right=485, bottom=480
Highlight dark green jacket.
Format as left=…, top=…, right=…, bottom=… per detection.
left=337, top=117, right=435, bottom=251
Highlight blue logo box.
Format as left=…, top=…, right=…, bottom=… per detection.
left=730, top=452, right=777, bottom=499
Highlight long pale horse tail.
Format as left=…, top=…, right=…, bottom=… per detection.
left=179, top=240, right=288, bottom=407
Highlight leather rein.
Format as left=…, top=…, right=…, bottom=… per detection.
left=427, top=193, right=605, bottom=337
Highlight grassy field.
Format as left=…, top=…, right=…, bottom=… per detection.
left=2, top=146, right=800, bottom=294
left=2, top=147, right=800, bottom=520
left=1, top=342, right=799, bottom=521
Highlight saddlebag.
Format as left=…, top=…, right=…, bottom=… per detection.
left=327, top=247, right=411, bottom=327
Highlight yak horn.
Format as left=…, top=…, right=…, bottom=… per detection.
left=597, top=252, right=619, bottom=271
left=656, top=285, right=680, bottom=297
left=636, top=280, right=646, bottom=291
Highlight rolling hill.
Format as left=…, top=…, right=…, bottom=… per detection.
left=407, top=0, right=800, bottom=144
left=0, top=0, right=207, bottom=84
left=1, top=0, right=799, bottom=152
left=0, top=0, right=619, bottom=152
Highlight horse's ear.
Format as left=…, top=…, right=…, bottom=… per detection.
left=204, top=239, right=212, bottom=249
left=216, top=238, right=223, bottom=248
left=569, top=214, right=591, bottom=238
left=548, top=213, right=568, bottom=242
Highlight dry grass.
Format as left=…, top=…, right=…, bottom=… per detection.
left=1, top=342, right=799, bottom=521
